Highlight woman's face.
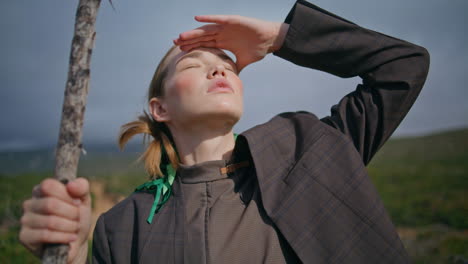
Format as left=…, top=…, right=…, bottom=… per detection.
left=153, top=47, right=243, bottom=128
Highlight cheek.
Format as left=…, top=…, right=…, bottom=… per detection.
left=167, top=73, right=199, bottom=98
left=233, top=77, right=244, bottom=96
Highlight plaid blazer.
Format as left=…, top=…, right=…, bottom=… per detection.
left=92, top=1, right=430, bottom=263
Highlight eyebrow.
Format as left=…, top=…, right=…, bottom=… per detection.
left=176, top=50, right=234, bottom=66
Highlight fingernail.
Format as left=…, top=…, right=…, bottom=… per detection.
left=73, top=199, right=81, bottom=205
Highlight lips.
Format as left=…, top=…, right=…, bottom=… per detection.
left=207, top=79, right=233, bottom=93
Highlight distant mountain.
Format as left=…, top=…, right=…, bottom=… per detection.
left=0, top=141, right=145, bottom=175
left=371, top=127, right=468, bottom=164
left=1, top=128, right=467, bottom=176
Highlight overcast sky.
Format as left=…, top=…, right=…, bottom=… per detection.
left=1, top=0, right=467, bottom=151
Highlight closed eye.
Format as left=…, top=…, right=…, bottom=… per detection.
left=224, top=64, right=238, bottom=74
left=182, top=64, right=201, bottom=70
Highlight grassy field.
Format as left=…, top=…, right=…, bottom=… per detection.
left=367, top=128, right=468, bottom=263
left=1, top=128, right=467, bottom=263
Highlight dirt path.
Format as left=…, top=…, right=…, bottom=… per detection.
left=398, top=225, right=468, bottom=263
left=88, top=180, right=124, bottom=240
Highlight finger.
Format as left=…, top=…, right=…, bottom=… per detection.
left=174, top=35, right=218, bottom=47
left=235, top=62, right=246, bottom=73
left=179, top=40, right=218, bottom=52
left=21, top=213, right=80, bottom=233
left=39, top=178, right=75, bottom=205
left=32, top=184, right=42, bottom=198
left=29, top=197, right=80, bottom=220
left=194, top=15, right=238, bottom=24
left=66, top=178, right=90, bottom=202
left=22, top=199, right=33, bottom=215
left=18, top=227, right=43, bottom=258
left=19, top=227, right=77, bottom=246
left=177, top=24, right=220, bottom=41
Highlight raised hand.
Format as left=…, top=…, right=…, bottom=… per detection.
left=19, top=178, right=92, bottom=264
left=174, top=15, right=289, bottom=72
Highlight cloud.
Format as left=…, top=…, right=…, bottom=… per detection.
left=1, top=0, right=467, bottom=150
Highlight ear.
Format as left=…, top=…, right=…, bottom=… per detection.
left=149, top=97, right=171, bottom=122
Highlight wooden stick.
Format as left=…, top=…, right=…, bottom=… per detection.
left=42, top=0, right=101, bottom=263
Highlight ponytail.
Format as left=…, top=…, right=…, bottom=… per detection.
left=118, top=112, right=179, bottom=179
left=119, top=45, right=180, bottom=179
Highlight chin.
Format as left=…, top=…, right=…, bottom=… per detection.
left=209, top=99, right=242, bottom=116
left=180, top=100, right=243, bottom=128
left=212, top=109, right=242, bottom=124
left=203, top=106, right=243, bottom=127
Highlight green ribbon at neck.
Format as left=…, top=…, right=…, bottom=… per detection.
left=134, top=163, right=176, bottom=224
left=135, top=133, right=238, bottom=224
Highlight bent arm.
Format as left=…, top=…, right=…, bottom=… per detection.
left=274, top=0, right=430, bottom=164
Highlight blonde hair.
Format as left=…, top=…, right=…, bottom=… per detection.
left=118, top=46, right=179, bottom=179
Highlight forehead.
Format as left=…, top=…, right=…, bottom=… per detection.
left=167, top=47, right=234, bottom=67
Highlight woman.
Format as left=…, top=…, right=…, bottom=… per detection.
left=19, top=1, right=429, bottom=263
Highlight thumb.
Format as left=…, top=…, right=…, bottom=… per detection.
left=66, top=178, right=91, bottom=205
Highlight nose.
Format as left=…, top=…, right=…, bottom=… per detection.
left=208, top=64, right=226, bottom=79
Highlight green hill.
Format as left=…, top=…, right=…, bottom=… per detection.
left=1, top=128, right=467, bottom=263
left=369, top=128, right=468, bottom=229
left=368, top=128, right=468, bottom=263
